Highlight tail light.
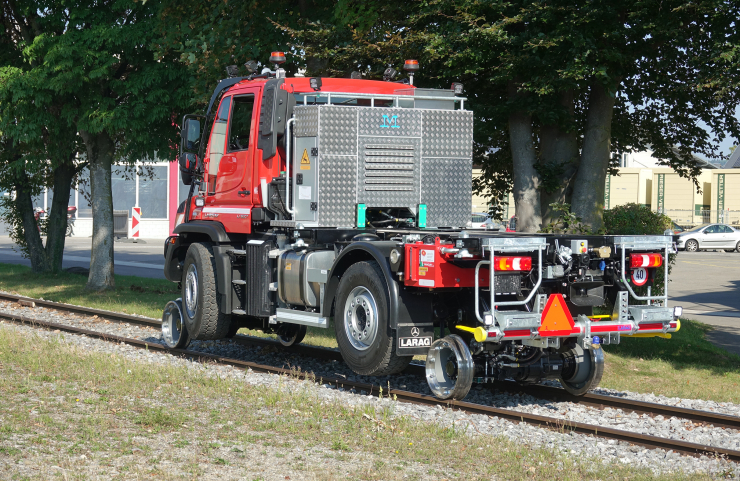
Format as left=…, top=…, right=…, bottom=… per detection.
left=493, top=256, right=532, bottom=271
left=630, top=253, right=663, bottom=268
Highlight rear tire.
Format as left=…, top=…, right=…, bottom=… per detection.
left=736, top=241, right=740, bottom=253
left=334, top=261, right=411, bottom=376
left=685, top=239, right=699, bottom=252
left=182, top=242, right=232, bottom=340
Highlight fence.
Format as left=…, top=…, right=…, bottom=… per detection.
left=656, top=209, right=740, bottom=228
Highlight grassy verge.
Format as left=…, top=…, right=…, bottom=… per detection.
left=0, top=325, right=708, bottom=480
left=0, top=262, right=738, bottom=403
left=602, top=318, right=740, bottom=403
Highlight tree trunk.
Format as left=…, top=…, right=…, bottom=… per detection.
left=571, top=81, right=617, bottom=231
left=14, top=175, right=49, bottom=273
left=508, top=83, right=541, bottom=233
left=539, top=90, right=579, bottom=226
left=80, top=130, right=115, bottom=291
left=44, top=156, right=76, bottom=272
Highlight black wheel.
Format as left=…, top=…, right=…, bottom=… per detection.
left=182, top=242, right=232, bottom=340
left=560, top=344, right=604, bottom=396
left=66, top=223, right=73, bottom=237
left=334, top=261, right=411, bottom=376
left=736, top=241, right=740, bottom=253
left=277, top=323, right=307, bottom=347
left=161, top=299, right=190, bottom=349
left=685, top=239, right=699, bottom=252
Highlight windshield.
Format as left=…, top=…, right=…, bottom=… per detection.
left=685, top=224, right=708, bottom=232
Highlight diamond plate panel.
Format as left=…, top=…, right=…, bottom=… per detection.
left=422, top=110, right=473, bottom=158
left=319, top=107, right=358, bottom=155
left=294, top=106, right=319, bottom=137
left=358, top=109, right=422, bottom=138
left=421, top=158, right=472, bottom=228
left=318, top=154, right=357, bottom=227
left=358, top=137, right=420, bottom=207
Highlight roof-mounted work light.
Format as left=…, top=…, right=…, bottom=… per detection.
left=451, top=82, right=464, bottom=95
left=244, top=60, right=258, bottom=73
left=403, top=59, right=419, bottom=85
left=310, top=77, right=322, bottom=91
left=225, top=65, right=239, bottom=78
left=383, top=67, right=398, bottom=81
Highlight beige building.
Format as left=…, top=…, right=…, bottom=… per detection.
left=710, top=169, right=740, bottom=226
left=604, top=168, right=653, bottom=208
left=650, top=168, right=712, bottom=226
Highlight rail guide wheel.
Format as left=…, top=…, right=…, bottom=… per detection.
left=162, top=298, right=191, bottom=349
left=425, top=335, right=474, bottom=400
left=277, top=323, right=307, bottom=347
left=559, top=343, right=604, bottom=396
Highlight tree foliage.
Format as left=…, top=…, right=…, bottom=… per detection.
left=1, top=0, right=193, bottom=289
left=285, top=0, right=740, bottom=230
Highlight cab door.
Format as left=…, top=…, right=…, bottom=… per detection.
left=204, top=90, right=259, bottom=232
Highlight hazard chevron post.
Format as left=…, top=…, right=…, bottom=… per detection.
left=131, top=207, right=141, bottom=238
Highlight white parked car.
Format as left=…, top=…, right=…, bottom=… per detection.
left=468, top=213, right=505, bottom=231
left=676, top=224, right=740, bottom=252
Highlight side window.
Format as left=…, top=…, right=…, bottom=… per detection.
left=705, top=225, right=718, bottom=234
left=207, top=96, right=232, bottom=193
left=720, top=225, right=732, bottom=233
left=228, top=95, right=255, bottom=152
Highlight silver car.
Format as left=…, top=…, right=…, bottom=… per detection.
left=676, top=224, right=740, bottom=252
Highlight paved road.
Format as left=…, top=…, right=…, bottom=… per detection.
left=668, top=250, right=740, bottom=356
left=0, top=236, right=165, bottom=279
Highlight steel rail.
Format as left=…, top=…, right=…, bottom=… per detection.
left=0, top=290, right=738, bottom=431
left=2, top=309, right=739, bottom=462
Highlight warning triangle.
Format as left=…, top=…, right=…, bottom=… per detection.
left=538, top=294, right=575, bottom=337
left=300, top=149, right=310, bottom=164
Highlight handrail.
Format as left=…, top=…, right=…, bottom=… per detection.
left=296, top=91, right=467, bottom=109
left=285, top=118, right=295, bottom=215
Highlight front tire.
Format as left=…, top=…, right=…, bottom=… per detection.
left=182, top=242, right=232, bottom=340
left=334, top=261, right=411, bottom=376
left=736, top=241, right=740, bottom=253
left=685, top=239, right=699, bottom=252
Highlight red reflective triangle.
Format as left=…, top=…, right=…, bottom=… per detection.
left=538, top=294, right=575, bottom=336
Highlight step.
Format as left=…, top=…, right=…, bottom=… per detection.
left=232, top=309, right=247, bottom=315
left=232, top=280, right=246, bottom=285
left=228, top=249, right=247, bottom=256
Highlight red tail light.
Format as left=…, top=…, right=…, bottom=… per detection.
left=493, top=256, right=532, bottom=271
left=630, top=253, right=663, bottom=268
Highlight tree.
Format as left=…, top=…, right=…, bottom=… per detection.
left=1, top=0, right=192, bottom=290
left=285, top=0, right=740, bottom=231
left=0, top=1, right=82, bottom=273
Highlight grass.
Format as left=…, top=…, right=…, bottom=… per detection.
left=0, top=262, right=738, bottom=403
left=602, top=318, right=740, bottom=403
left=0, top=325, right=714, bottom=480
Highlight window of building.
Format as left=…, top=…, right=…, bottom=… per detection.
left=138, top=165, right=168, bottom=219
left=111, top=167, right=137, bottom=214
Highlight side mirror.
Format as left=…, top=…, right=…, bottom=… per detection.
left=180, top=115, right=203, bottom=155
left=179, top=152, right=197, bottom=185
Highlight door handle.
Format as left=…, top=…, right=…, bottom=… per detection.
left=238, top=189, right=250, bottom=196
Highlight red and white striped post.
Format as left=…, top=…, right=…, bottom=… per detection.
left=131, top=207, right=141, bottom=240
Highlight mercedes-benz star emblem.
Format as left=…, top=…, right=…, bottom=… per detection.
left=411, top=327, right=420, bottom=337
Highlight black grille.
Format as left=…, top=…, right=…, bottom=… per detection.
left=246, top=242, right=274, bottom=317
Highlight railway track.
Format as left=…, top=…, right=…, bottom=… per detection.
left=0, top=291, right=738, bottom=462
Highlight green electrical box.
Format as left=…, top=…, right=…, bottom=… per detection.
left=356, top=204, right=367, bottom=228
left=417, top=204, right=427, bottom=228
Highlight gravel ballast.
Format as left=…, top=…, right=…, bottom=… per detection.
left=0, top=299, right=738, bottom=478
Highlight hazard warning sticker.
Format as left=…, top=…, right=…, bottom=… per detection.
left=631, top=267, right=648, bottom=286
left=420, top=249, right=434, bottom=264
left=300, top=148, right=311, bottom=170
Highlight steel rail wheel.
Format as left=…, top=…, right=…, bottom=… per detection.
left=161, top=299, right=190, bottom=349
left=425, top=335, right=474, bottom=400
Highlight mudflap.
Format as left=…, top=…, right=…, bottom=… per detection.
left=396, top=324, right=435, bottom=356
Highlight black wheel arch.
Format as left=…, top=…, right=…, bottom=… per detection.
left=323, top=241, right=432, bottom=329
left=166, top=221, right=234, bottom=313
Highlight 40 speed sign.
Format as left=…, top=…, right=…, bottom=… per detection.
left=631, top=267, right=648, bottom=286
